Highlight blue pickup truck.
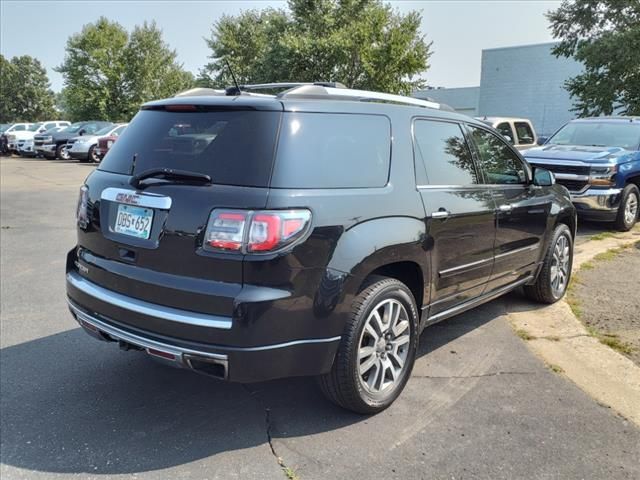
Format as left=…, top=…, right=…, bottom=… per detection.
left=525, top=116, right=640, bottom=231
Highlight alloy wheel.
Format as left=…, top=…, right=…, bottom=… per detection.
left=624, top=192, right=638, bottom=227
left=357, top=298, right=411, bottom=394
left=550, top=234, right=570, bottom=297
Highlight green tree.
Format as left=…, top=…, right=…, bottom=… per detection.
left=548, top=0, right=640, bottom=116
left=121, top=21, right=195, bottom=119
left=0, top=54, right=56, bottom=122
left=202, top=0, right=431, bottom=95
left=57, top=17, right=194, bottom=122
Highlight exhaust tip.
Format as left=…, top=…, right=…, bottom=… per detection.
left=184, top=354, right=228, bottom=380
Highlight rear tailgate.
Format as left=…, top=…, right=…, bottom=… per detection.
left=69, top=103, right=282, bottom=321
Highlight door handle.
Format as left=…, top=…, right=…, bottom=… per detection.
left=498, top=204, right=513, bottom=213
left=431, top=209, right=451, bottom=219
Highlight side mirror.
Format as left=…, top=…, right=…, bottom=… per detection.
left=533, top=167, right=555, bottom=187
left=536, top=136, right=547, bottom=146
left=504, top=135, right=513, bottom=143
left=78, top=129, right=85, bottom=136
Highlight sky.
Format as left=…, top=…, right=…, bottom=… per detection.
left=0, top=0, right=562, bottom=93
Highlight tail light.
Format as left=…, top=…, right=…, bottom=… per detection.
left=76, top=185, right=89, bottom=229
left=203, top=209, right=312, bottom=254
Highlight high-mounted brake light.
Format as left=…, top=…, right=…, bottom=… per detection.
left=203, top=209, right=312, bottom=254
left=165, top=104, right=198, bottom=112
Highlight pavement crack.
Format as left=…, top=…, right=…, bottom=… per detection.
left=412, top=371, right=537, bottom=379
left=241, top=385, right=298, bottom=480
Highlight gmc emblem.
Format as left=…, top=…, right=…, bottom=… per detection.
left=115, top=193, right=140, bottom=205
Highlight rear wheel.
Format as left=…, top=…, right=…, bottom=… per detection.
left=318, top=277, right=419, bottom=414
left=524, top=223, right=573, bottom=304
left=614, top=183, right=639, bottom=232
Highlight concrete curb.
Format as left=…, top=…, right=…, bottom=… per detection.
left=507, top=226, right=640, bottom=426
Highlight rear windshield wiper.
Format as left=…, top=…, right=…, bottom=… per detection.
left=130, top=168, right=212, bottom=188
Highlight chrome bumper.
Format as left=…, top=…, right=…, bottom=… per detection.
left=35, top=143, right=56, bottom=153
left=68, top=298, right=230, bottom=379
left=571, top=187, right=622, bottom=214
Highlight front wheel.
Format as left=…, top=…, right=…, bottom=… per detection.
left=317, top=277, right=419, bottom=414
left=524, top=223, right=573, bottom=304
left=614, top=183, right=639, bottom=232
left=56, top=144, right=69, bottom=160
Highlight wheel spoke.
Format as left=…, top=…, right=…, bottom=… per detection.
left=358, top=346, right=375, bottom=361
left=392, top=319, right=409, bottom=337
left=359, top=354, right=377, bottom=375
left=391, top=334, right=410, bottom=349
left=364, top=322, right=379, bottom=342
left=371, top=310, right=385, bottom=336
left=389, top=351, right=405, bottom=369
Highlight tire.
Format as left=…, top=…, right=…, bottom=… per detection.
left=614, top=183, right=639, bottom=232
left=524, top=223, right=573, bottom=304
left=317, top=277, right=419, bottom=414
left=55, top=144, right=69, bottom=160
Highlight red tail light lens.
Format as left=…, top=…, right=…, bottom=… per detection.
left=203, top=209, right=311, bottom=254
left=76, top=185, right=89, bottom=229
left=203, top=210, right=248, bottom=251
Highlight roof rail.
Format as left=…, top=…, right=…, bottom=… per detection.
left=278, top=85, right=443, bottom=110
left=225, top=82, right=346, bottom=96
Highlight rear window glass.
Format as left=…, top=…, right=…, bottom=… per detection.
left=270, top=112, right=391, bottom=188
left=98, top=109, right=281, bottom=187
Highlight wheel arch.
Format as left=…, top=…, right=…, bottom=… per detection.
left=326, top=216, right=430, bottom=311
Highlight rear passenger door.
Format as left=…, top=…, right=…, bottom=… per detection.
left=467, top=125, right=550, bottom=291
left=413, top=119, right=497, bottom=318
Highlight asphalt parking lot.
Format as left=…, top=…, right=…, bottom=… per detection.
left=1, top=156, right=639, bottom=480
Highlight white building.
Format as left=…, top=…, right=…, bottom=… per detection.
left=415, top=42, right=584, bottom=136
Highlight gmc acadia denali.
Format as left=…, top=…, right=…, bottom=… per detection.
left=66, top=83, right=576, bottom=414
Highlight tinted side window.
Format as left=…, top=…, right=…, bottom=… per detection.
left=470, top=126, right=527, bottom=185
left=413, top=120, right=478, bottom=185
left=271, top=112, right=391, bottom=189
left=514, top=122, right=534, bottom=145
left=496, top=122, right=514, bottom=140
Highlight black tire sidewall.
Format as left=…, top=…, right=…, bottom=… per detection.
left=347, top=280, right=419, bottom=410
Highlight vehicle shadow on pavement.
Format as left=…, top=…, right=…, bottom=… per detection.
left=0, top=305, right=497, bottom=475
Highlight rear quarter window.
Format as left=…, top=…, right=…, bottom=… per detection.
left=270, top=112, right=391, bottom=189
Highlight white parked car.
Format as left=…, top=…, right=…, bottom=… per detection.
left=6, top=121, right=70, bottom=153
left=17, top=126, right=67, bottom=156
left=475, top=117, right=538, bottom=151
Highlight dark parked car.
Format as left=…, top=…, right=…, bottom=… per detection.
left=66, top=84, right=576, bottom=414
left=35, top=121, right=112, bottom=159
left=525, top=117, right=640, bottom=231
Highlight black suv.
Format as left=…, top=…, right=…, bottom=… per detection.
left=66, top=84, right=576, bottom=414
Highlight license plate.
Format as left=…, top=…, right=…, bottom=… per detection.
left=114, top=204, right=153, bottom=239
